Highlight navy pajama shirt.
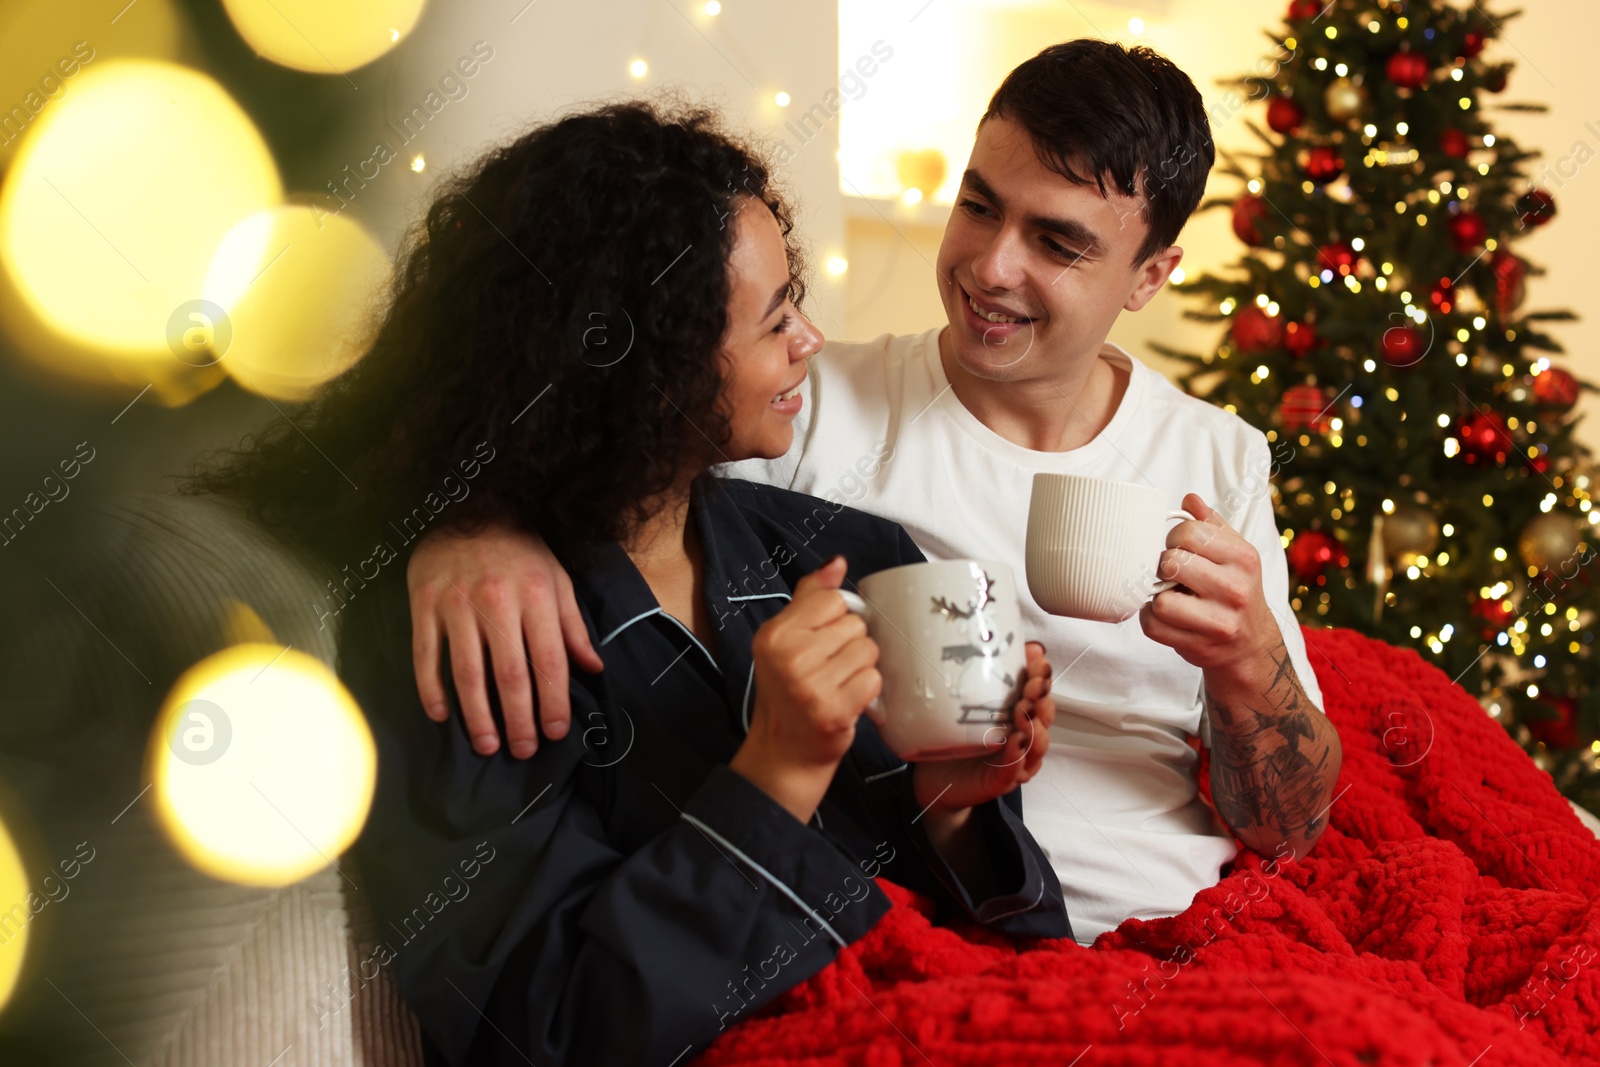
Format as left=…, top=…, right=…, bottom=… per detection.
left=341, top=475, right=1071, bottom=1067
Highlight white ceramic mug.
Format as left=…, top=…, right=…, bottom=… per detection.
left=837, top=559, right=1024, bottom=761
left=1025, top=473, right=1195, bottom=623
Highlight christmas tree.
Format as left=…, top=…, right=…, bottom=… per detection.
left=1155, top=0, right=1600, bottom=814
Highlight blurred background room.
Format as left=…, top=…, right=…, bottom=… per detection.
left=0, top=0, right=1595, bottom=1063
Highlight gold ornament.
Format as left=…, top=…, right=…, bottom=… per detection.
left=1383, top=503, right=1441, bottom=563
left=1325, top=78, right=1368, bottom=122
left=1518, top=512, right=1582, bottom=571
left=1368, top=513, right=1390, bottom=620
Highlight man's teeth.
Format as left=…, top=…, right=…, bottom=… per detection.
left=969, top=294, right=1025, bottom=324
left=772, top=383, right=802, bottom=403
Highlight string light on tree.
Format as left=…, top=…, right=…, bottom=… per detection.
left=1155, top=0, right=1600, bottom=811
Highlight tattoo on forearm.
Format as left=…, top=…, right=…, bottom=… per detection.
left=1206, top=641, right=1335, bottom=849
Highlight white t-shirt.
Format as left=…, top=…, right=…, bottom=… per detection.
left=719, top=326, right=1324, bottom=944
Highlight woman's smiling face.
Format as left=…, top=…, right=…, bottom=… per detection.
left=716, top=199, right=823, bottom=462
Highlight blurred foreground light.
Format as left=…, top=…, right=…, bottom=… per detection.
left=0, top=815, right=28, bottom=1012
left=203, top=206, right=392, bottom=400
left=0, top=59, right=280, bottom=400
left=0, top=0, right=185, bottom=168
left=221, top=0, right=426, bottom=74
left=148, top=644, right=375, bottom=887
left=825, top=255, right=849, bottom=277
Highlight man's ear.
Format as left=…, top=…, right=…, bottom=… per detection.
left=1124, top=246, right=1184, bottom=312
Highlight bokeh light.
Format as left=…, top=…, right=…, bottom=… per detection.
left=203, top=206, right=392, bottom=400
left=0, top=0, right=186, bottom=168
left=221, top=0, right=427, bottom=75
left=0, top=59, right=280, bottom=398
left=148, top=644, right=376, bottom=887
left=0, top=815, right=28, bottom=1012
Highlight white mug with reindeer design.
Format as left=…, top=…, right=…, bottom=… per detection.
left=837, top=559, right=1025, bottom=761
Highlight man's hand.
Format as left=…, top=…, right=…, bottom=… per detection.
left=407, top=523, right=604, bottom=759
left=1138, top=493, right=1279, bottom=670
left=1141, top=493, right=1342, bottom=858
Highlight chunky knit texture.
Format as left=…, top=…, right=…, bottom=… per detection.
left=698, top=627, right=1600, bottom=1066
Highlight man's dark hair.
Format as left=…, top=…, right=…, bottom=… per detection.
left=982, top=39, right=1214, bottom=264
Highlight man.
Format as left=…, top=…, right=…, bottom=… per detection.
left=402, top=40, right=1341, bottom=944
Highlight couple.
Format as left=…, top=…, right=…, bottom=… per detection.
left=194, top=38, right=1340, bottom=1067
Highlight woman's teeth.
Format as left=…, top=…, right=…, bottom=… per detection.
left=969, top=294, right=1025, bottom=324
left=772, top=383, right=802, bottom=403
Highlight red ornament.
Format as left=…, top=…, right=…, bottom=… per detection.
left=1286, top=0, right=1322, bottom=19
left=1526, top=695, right=1580, bottom=749
left=1316, top=242, right=1359, bottom=274
left=1287, top=530, right=1347, bottom=583
left=1438, top=128, right=1470, bottom=158
left=1447, top=211, right=1488, bottom=253
left=1461, top=31, right=1488, bottom=58
left=1518, top=189, right=1556, bottom=229
left=1381, top=324, right=1426, bottom=367
left=1304, top=145, right=1344, bottom=184
left=1230, top=305, right=1283, bottom=353
left=1486, top=68, right=1508, bottom=93
left=1489, top=248, right=1526, bottom=315
left=1469, top=591, right=1516, bottom=639
left=1280, top=384, right=1331, bottom=432
left=1267, top=97, right=1305, bottom=136
left=1457, top=410, right=1511, bottom=465
left=1284, top=320, right=1319, bottom=357
left=1231, top=195, right=1269, bottom=246
left=1533, top=367, right=1580, bottom=411
left=1429, top=277, right=1455, bottom=315
left=1386, top=50, right=1431, bottom=89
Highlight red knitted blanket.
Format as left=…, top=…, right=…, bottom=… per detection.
left=698, top=628, right=1600, bottom=1066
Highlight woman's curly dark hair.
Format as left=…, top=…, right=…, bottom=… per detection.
left=184, top=98, right=807, bottom=569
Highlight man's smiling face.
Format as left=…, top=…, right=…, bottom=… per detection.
left=935, top=114, right=1177, bottom=382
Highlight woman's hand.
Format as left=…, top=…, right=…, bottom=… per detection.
left=407, top=523, right=604, bottom=759
left=913, top=641, right=1053, bottom=830
left=731, top=557, right=881, bottom=824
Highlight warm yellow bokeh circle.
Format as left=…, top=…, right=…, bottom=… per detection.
left=221, top=0, right=427, bottom=74
left=148, top=644, right=376, bottom=887
left=204, top=205, right=393, bottom=401
left=0, top=0, right=186, bottom=167
left=0, top=817, right=28, bottom=1013
left=0, top=59, right=281, bottom=360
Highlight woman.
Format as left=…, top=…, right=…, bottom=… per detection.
left=189, top=101, right=1067, bottom=1066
